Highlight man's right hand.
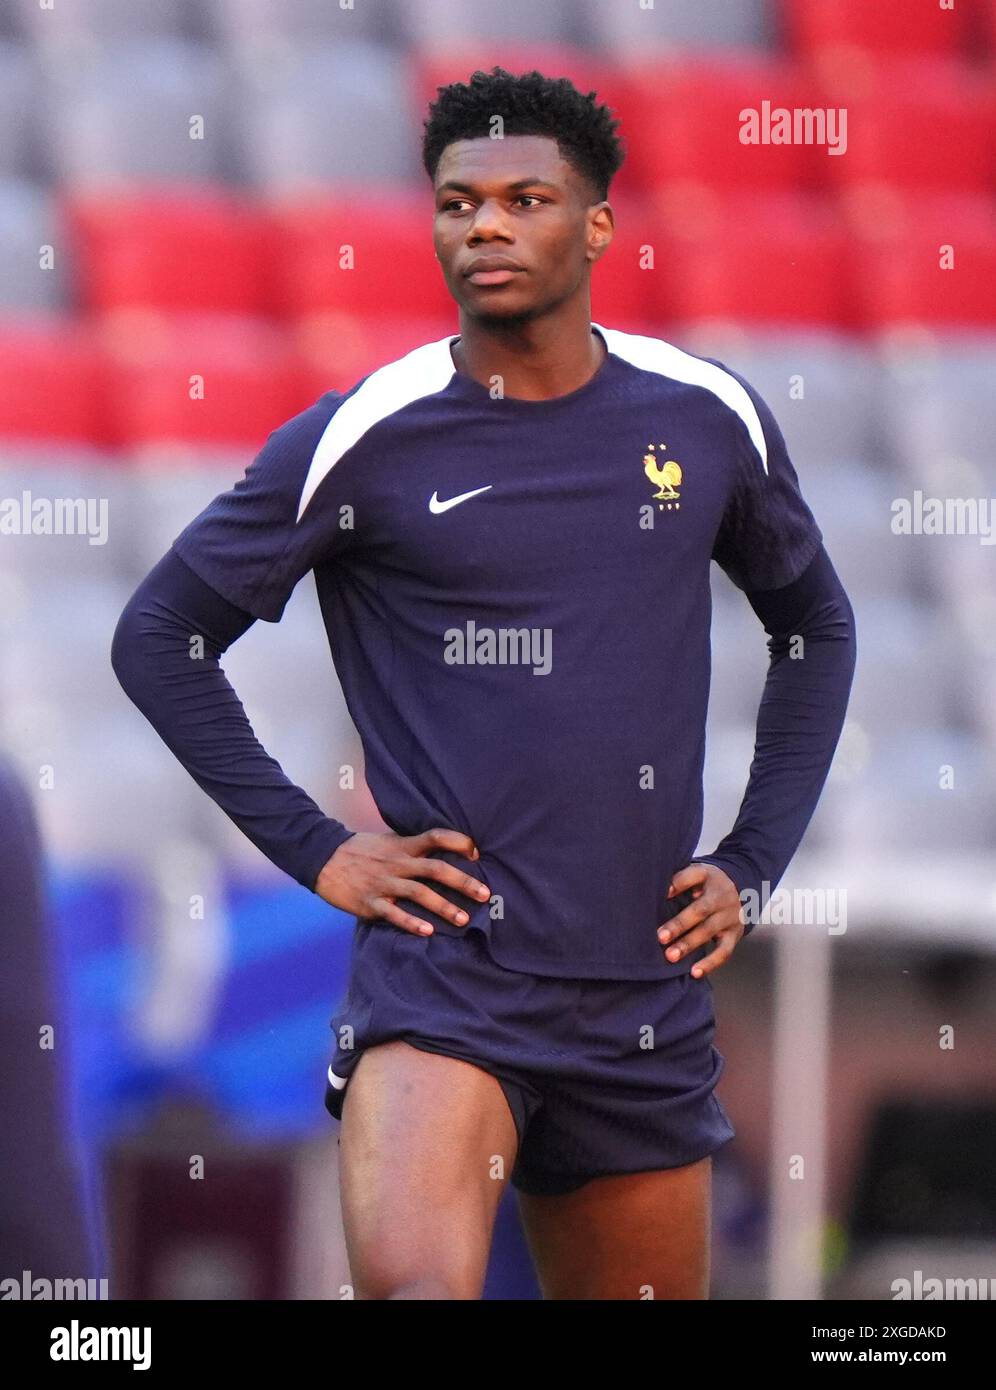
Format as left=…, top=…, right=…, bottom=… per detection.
left=314, top=827, right=491, bottom=935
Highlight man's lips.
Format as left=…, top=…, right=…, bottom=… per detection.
left=463, top=258, right=526, bottom=286
left=467, top=268, right=522, bottom=284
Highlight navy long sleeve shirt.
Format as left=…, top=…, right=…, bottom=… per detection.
left=111, top=323, right=856, bottom=978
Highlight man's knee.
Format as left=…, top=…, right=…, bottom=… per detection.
left=356, top=1268, right=478, bottom=1300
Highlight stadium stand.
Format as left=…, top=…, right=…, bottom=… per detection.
left=1, top=0, right=993, bottom=1300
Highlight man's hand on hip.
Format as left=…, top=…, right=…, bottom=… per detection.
left=658, top=863, right=745, bottom=977
left=314, top=827, right=491, bottom=936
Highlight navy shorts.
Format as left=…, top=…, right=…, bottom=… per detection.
left=324, top=922, right=735, bottom=1196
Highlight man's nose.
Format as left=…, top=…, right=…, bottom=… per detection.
left=467, top=200, right=512, bottom=240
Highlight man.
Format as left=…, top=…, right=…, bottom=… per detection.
left=112, top=67, right=856, bottom=1299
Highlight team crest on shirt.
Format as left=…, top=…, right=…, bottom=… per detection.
left=643, top=443, right=682, bottom=511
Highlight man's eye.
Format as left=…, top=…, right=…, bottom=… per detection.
left=515, top=195, right=542, bottom=206
left=442, top=199, right=471, bottom=212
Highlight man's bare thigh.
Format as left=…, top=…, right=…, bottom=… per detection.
left=338, top=1040, right=519, bottom=1299
left=517, top=1157, right=713, bottom=1300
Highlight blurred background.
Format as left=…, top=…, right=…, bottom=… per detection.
left=1, top=0, right=994, bottom=1300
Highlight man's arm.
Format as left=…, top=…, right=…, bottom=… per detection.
left=110, top=547, right=356, bottom=891
left=690, top=542, right=857, bottom=932
left=111, top=544, right=489, bottom=930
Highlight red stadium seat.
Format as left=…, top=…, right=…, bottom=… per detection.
left=63, top=188, right=275, bottom=316
left=781, top=0, right=964, bottom=61
left=814, top=59, right=996, bottom=195
left=294, top=314, right=457, bottom=396
left=0, top=317, right=111, bottom=442
left=267, top=190, right=453, bottom=321
left=844, top=189, right=996, bottom=328
left=623, top=56, right=828, bottom=194
left=590, top=196, right=671, bottom=333
left=98, top=312, right=308, bottom=446
left=651, top=190, right=855, bottom=328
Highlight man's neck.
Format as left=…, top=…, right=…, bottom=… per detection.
left=450, top=310, right=605, bottom=401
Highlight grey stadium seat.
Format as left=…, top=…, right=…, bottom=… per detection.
left=719, top=330, right=886, bottom=471
left=879, top=334, right=996, bottom=475
left=208, top=0, right=403, bottom=47
left=0, top=180, right=70, bottom=311
left=402, top=0, right=576, bottom=47
left=113, top=449, right=249, bottom=583
left=801, top=459, right=920, bottom=603
left=829, top=727, right=996, bottom=854
left=0, top=42, right=38, bottom=179
left=14, top=0, right=190, bottom=43
left=580, top=0, right=773, bottom=53
left=0, top=447, right=131, bottom=578
left=37, top=38, right=233, bottom=185
left=845, top=596, right=963, bottom=734
left=233, top=40, right=418, bottom=191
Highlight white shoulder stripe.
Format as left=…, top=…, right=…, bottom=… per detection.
left=296, top=334, right=458, bottom=522
left=591, top=322, right=768, bottom=475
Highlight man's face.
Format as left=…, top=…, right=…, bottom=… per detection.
left=432, top=134, right=612, bottom=323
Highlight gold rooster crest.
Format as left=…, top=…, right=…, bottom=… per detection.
left=643, top=443, right=682, bottom=510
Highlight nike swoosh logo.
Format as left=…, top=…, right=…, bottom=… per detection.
left=428, top=485, right=493, bottom=514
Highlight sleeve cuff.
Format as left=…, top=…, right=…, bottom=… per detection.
left=298, top=821, right=357, bottom=894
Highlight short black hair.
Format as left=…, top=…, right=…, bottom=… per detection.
left=422, top=66, right=625, bottom=203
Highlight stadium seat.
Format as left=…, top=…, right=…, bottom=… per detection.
left=0, top=446, right=132, bottom=580
left=0, top=42, right=37, bottom=179
left=877, top=334, right=996, bottom=615
left=846, top=599, right=962, bottom=733
left=268, top=191, right=450, bottom=321
left=801, top=460, right=920, bottom=602
left=233, top=41, right=418, bottom=191
left=581, top=0, right=772, bottom=53
left=815, top=60, right=995, bottom=196
left=587, top=195, right=668, bottom=333
left=655, top=191, right=854, bottom=329
left=37, top=710, right=224, bottom=865
left=111, top=451, right=247, bottom=580
left=0, top=179, right=69, bottom=312
left=830, top=727, right=996, bottom=853
left=15, top=0, right=189, bottom=43
left=38, top=38, right=234, bottom=187
left=623, top=56, right=826, bottom=194
left=846, top=192, right=996, bottom=328
left=0, top=316, right=109, bottom=442
left=404, top=0, right=575, bottom=47
left=0, top=572, right=133, bottom=715
left=294, top=315, right=457, bottom=397
left=63, top=188, right=274, bottom=315
left=706, top=592, right=772, bottom=729
left=878, top=332, right=996, bottom=474
left=208, top=0, right=403, bottom=47
left=780, top=0, right=965, bottom=61
left=97, top=312, right=307, bottom=446
left=710, top=330, right=884, bottom=469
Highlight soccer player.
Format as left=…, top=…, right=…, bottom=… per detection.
left=112, top=68, right=856, bottom=1300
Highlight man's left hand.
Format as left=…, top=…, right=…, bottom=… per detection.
left=658, top=863, right=745, bottom=977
